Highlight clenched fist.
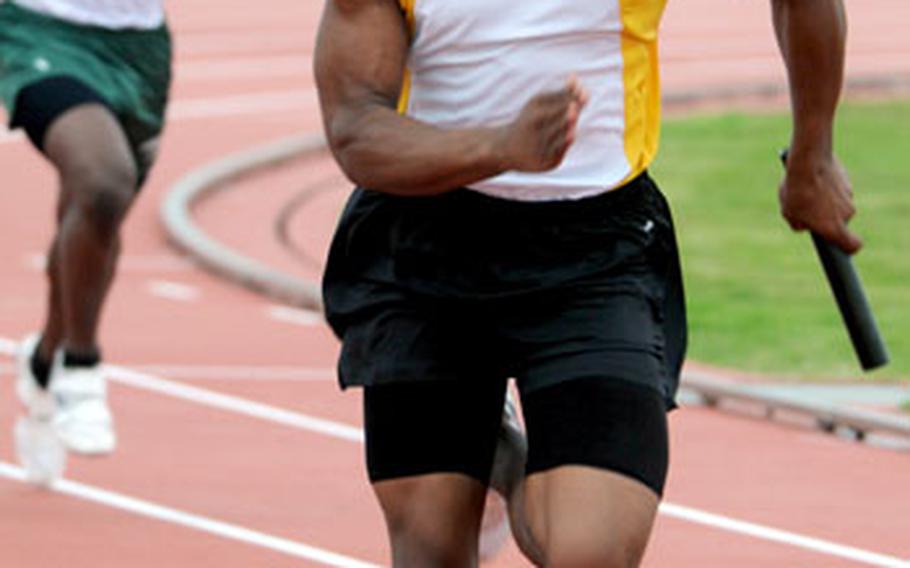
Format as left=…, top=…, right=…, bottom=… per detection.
left=495, top=76, right=589, bottom=173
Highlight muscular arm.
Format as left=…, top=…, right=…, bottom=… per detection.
left=772, top=0, right=861, bottom=253
left=313, top=0, right=586, bottom=196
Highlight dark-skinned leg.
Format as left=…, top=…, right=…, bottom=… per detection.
left=41, top=103, right=137, bottom=360
left=33, top=188, right=73, bottom=369
left=507, top=378, right=669, bottom=567
left=524, top=467, right=659, bottom=568
left=494, top=447, right=660, bottom=568
left=494, top=431, right=661, bottom=567
left=22, top=103, right=139, bottom=455
left=364, top=376, right=508, bottom=567
left=374, top=473, right=488, bottom=567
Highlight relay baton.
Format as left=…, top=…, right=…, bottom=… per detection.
left=779, top=150, right=889, bottom=371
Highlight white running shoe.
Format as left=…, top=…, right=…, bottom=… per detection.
left=480, top=389, right=527, bottom=561
left=16, top=333, right=55, bottom=419
left=15, top=334, right=67, bottom=485
left=50, top=361, right=117, bottom=455
left=15, top=415, right=67, bottom=486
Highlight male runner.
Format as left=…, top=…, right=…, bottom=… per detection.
left=2, top=0, right=171, bottom=455
left=315, top=0, right=858, bottom=565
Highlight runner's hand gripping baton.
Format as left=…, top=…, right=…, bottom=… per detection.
left=780, top=150, right=889, bottom=371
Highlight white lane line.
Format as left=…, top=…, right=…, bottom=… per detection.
left=0, top=339, right=359, bottom=443
left=131, top=365, right=334, bottom=381
left=77, top=363, right=910, bottom=565
left=0, top=462, right=378, bottom=568
left=106, top=363, right=364, bottom=443
left=0, top=362, right=333, bottom=382
left=268, top=305, right=323, bottom=327
left=115, top=364, right=332, bottom=382
left=0, top=336, right=904, bottom=565
left=146, top=280, right=201, bottom=303
left=660, top=503, right=909, bottom=568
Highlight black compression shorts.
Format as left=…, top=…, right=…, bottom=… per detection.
left=11, top=75, right=110, bottom=151
left=365, top=377, right=670, bottom=496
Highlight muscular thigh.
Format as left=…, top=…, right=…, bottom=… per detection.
left=44, top=103, right=136, bottom=183
left=13, top=77, right=137, bottom=193
left=520, top=378, right=669, bottom=566
left=365, top=377, right=510, bottom=564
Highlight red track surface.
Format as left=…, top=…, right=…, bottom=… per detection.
left=2, top=2, right=909, bottom=566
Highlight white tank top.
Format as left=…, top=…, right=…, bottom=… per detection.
left=12, top=0, right=164, bottom=29
left=398, top=0, right=666, bottom=201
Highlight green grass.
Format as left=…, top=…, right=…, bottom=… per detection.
left=652, top=101, right=910, bottom=380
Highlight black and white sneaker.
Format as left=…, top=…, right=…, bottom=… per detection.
left=480, top=389, right=527, bottom=560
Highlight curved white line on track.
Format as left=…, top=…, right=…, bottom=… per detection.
left=0, top=462, right=379, bottom=568
left=1, top=337, right=906, bottom=565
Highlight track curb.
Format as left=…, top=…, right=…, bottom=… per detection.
left=160, top=133, right=327, bottom=311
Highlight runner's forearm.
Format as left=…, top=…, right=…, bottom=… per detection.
left=327, top=104, right=507, bottom=196
left=772, top=0, right=846, bottom=165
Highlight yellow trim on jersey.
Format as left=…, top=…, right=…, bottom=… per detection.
left=399, top=0, right=416, bottom=30
left=619, top=0, right=665, bottom=183
left=397, top=71, right=413, bottom=114
left=398, top=71, right=412, bottom=114
left=397, top=0, right=417, bottom=114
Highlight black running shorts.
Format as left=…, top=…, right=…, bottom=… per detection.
left=324, top=172, right=686, bottom=403
left=323, top=173, right=687, bottom=493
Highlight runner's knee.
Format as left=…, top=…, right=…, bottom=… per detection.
left=382, top=503, right=479, bottom=567
left=65, top=159, right=136, bottom=235
left=545, top=538, right=645, bottom=568
left=385, top=522, right=475, bottom=568
left=374, top=475, right=485, bottom=567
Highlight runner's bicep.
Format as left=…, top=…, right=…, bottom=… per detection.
left=314, top=0, right=410, bottom=141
